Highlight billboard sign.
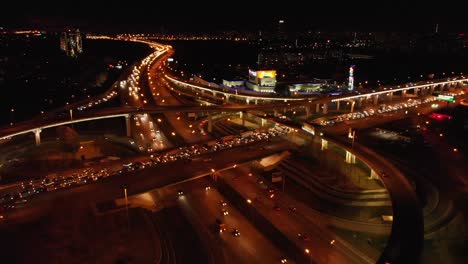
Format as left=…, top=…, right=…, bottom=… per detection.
left=437, top=95, right=455, bottom=102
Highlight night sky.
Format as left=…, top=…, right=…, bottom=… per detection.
left=2, top=1, right=467, bottom=33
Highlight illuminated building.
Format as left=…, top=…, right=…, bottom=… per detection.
left=278, top=20, right=285, bottom=33
left=60, top=29, right=83, bottom=58
left=222, top=79, right=244, bottom=88
left=246, top=70, right=277, bottom=92
left=60, top=35, right=67, bottom=51
left=348, top=65, right=355, bottom=90
left=288, top=83, right=322, bottom=93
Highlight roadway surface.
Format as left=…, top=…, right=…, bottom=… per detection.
left=2, top=137, right=293, bottom=224
left=147, top=51, right=209, bottom=144
left=146, top=178, right=294, bottom=264
left=324, top=134, right=423, bottom=264
left=2, top=37, right=461, bottom=264
left=219, top=165, right=373, bottom=264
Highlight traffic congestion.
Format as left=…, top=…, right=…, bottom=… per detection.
left=0, top=125, right=290, bottom=214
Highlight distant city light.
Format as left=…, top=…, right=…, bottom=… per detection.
left=348, top=65, right=355, bottom=91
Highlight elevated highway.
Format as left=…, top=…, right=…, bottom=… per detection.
left=167, top=73, right=467, bottom=113
left=2, top=36, right=463, bottom=264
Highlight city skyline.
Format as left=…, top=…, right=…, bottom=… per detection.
left=1, top=4, right=467, bottom=264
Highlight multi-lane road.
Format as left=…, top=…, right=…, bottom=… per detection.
left=2, top=37, right=466, bottom=264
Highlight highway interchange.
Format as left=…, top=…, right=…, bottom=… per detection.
left=1, top=37, right=467, bottom=264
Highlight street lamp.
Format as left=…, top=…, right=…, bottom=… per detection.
left=121, top=184, right=130, bottom=230
left=348, top=128, right=356, bottom=149
left=304, top=248, right=312, bottom=264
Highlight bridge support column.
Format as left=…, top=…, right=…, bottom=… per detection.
left=255, top=99, right=258, bottom=105
left=305, top=106, right=311, bottom=118
left=373, top=95, right=379, bottom=105
left=350, top=101, right=356, bottom=113
left=358, top=97, right=363, bottom=107
left=211, top=172, right=218, bottom=182
left=369, top=169, right=379, bottom=180
left=242, top=112, right=246, bottom=126
left=246, top=98, right=250, bottom=105
left=315, top=103, right=320, bottom=113
left=273, top=109, right=278, bottom=117
left=426, top=86, right=431, bottom=94
left=336, top=101, right=340, bottom=111
left=125, top=115, right=132, bottom=137
left=208, top=113, right=213, bottom=133
left=449, top=83, right=456, bottom=91
left=261, top=118, right=266, bottom=127
left=225, top=95, right=229, bottom=103
left=321, top=138, right=328, bottom=151
left=345, top=150, right=356, bottom=164
left=34, top=129, right=42, bottom=146
left=388, top=92, right=393, bottom=101
left=402, top=90, right=407, bottom=97
left=322, top=103, right=328, bottom=114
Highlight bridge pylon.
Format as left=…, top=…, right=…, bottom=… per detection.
left=125, top=114, right=132, bottom=137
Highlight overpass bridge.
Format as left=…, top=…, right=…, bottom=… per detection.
left=330, top=77, right=468, bottom=111
left=3, top=74, right=467, bottom=146
left=165, top=75, right=312, bottom=104
left=0, top=103, right=308, bottom=145
left=167, top=73, right=468, bottom=113
left=2, top=36, right=464, bottom=263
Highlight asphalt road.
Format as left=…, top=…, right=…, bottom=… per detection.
left=2, top=137, right=293, bottom=225
left=219, top=166, right=371, bottom=264
left=326, top=134, right=423, bottom=264
left=149, top=178, right=294, bottom=264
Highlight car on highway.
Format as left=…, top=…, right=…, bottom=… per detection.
left=0, top=124, right=292, bottom=213
left=297, top=233, right=310, bottom=241
left=14, top=199, right=28, bottom=205
left=222, top=209, right=229, bottom=216
left=288, top=206, right=297, bottom=212
left=215, top=219, right=227, bottom=233
left=280, top=258, right=288, bottom=263
left=232, top=229, right=240, bottom=237
left=177, top=190, right=184, bottom=196
left=221, top=200, right=227, bottom=207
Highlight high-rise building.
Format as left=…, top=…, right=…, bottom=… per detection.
left=277, top=20, right=286, bottom=40
left=278, top=20, right=285, bottom=33
left=60, top=29, right=83, bottom=57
